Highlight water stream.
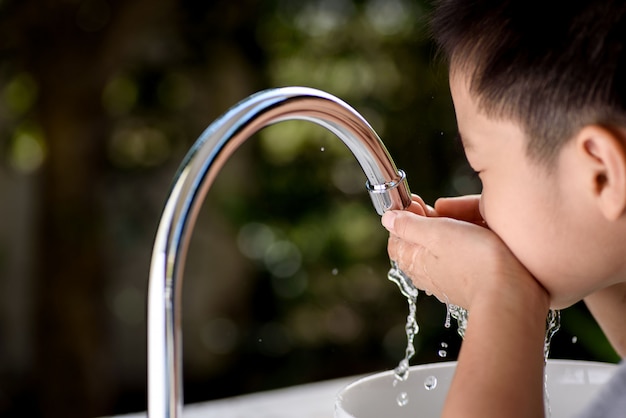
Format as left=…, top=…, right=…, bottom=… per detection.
left=387, top=262, right=561, bottom=410
left=544, top=309, right=561, bottom=417
left=387, top=261, right=419, bottom=384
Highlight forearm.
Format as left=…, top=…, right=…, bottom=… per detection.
left=443, top=286, right=550, bottom=418
left=584, top=283, right=626, bottom=357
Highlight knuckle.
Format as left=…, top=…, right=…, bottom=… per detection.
left=394, top=213, right=409, bottom=238
left=387, top=236, right=398, bottom=257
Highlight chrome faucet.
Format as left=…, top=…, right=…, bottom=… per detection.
left=147, top=86, right=411, bottom=418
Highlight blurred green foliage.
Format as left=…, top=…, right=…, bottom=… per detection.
left=0, top=0, right=617, bottom=417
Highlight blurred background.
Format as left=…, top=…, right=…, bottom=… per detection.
left=0, top=0, right=619, bottom=417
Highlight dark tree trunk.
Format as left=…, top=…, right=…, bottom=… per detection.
left=0, top=0, right=266, bottom=414
left=1, top=1, right=174, bottom=416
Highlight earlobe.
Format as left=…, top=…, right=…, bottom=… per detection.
left=576, top=125, right=626, bottom=221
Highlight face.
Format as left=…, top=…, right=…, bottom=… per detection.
left=450, top=71, right=620, bottom=308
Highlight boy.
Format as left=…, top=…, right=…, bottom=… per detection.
left=381, top=0, right=626, bottom=417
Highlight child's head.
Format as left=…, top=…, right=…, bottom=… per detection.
left=430, top=0, right=626, bottom=307
left=431, top=0, right=626, bottom=167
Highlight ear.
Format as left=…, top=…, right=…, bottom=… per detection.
left=575, top=125, right=626, bottom=220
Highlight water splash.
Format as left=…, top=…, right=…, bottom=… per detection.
left=388, top=262, right=419, bottom=383
left=544, top=309, right=560, bottom=360
left=446, top=302, right=469, bottom=338
left=387, top=262, right=562, bottom=414
left=544, top=309, right=561, bottom=418
left=387, top=261, right=419, bottom=408
left=388, top=261, right=419, bottom=300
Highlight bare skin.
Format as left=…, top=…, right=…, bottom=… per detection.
left=584, top=283, right=626, bottom=357
left=382, top=69, right=626, bottom=417
left=384, top=196, right=549, bottom=417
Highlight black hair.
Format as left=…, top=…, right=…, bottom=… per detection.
left=431, top=0, right=626, bottom=165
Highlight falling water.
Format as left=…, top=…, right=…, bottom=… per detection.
left=387, top=261, right=419, bottom=406
left=438, top=342, right=448, bottom=358
left=544, top=309, right=561, bottom=360
left=544, top=309, right=561, bottom=418
left=387, top=261, right=560, bottom=412
left=445, top=302, right=469, bottom=338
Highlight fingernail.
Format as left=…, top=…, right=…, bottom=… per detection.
left=381, top=211, right=397, bottom=231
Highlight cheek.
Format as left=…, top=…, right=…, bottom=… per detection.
left=481, top=186, right=556, bottom=279
left=482, top=191, right=540, bottom=259
left=482, top=187, right=593, bottom=307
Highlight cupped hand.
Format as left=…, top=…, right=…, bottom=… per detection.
left=383, top=195, right=545, bottom=311
left=434, top=195, right=485, bottom=226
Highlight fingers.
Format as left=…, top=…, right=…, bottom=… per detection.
left=387, top=235, right=442, bottom=298
left=382, top=209, right=497, bottom=308
left=385, top=215, right=466, bottom=305
left=406, top=194, right=479, bottom=220
left=409, top=194, right=438, bottom=217
left=406, top=200, right=426, bottom=216
left=382, top=196, right=542, bottom=312
left=434, top=195, right=485, bottom=226
left=382, top=209, right=451, bottom=242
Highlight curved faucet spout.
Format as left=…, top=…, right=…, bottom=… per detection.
left=148, top=86, right=411, bottom=417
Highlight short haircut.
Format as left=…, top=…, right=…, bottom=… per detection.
left=431, top=0, right=626, bottom=166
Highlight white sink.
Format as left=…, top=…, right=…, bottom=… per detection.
left=335, top=360, right=617, bottom=418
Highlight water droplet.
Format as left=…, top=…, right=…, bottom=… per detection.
left=331, top=268, right=338, bottom=275
left=572, top=336, right=578, bottom=344
left=320, top=147, right=325, bottom=152
left=424, top=375, right=437, bottom=391
left=444, top=303, right=452, bottom=328
left=396, top=392, right=409, bottom=407
left=438, top=349, right=447, bottom=358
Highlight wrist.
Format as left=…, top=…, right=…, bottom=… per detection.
left=446, top=269, right=550, bottom=418
left=473, top=258, right=551, bottom=325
